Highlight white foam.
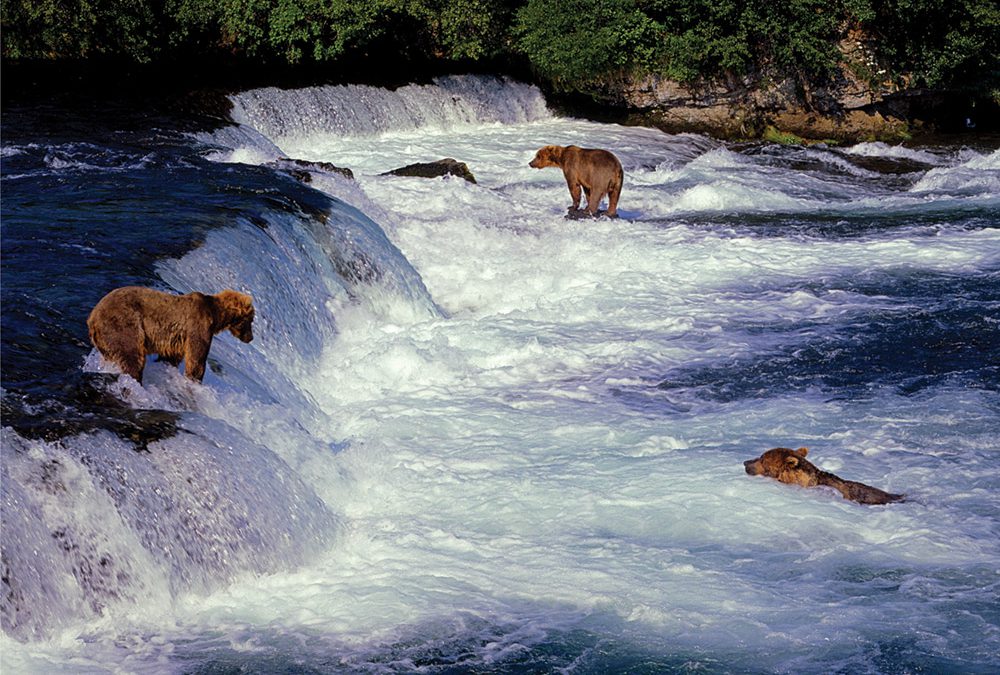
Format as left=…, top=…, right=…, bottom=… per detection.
left=210, top=100, right=995, bottom=672
left=229, top=75, right=552, bottom=145
left=910, top=148, right=1000, bottom=194
left=843, top=141, right=945, bottom=165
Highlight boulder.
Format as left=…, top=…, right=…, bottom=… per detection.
left=605, top=30, right=920, bottom=143
left=269, top=157, right=354, bottom=183
left=382, top=158, right=477, bottom=183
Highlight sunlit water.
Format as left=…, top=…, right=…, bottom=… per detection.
left=2, top=76, right=999, bottom=673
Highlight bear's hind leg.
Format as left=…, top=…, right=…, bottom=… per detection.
left=586, top=187, right=607, bottom=216
left=606, top=184, right=621, bottom=218
left=117, top=353, right=146, bottom=383
left=566, top=179, right=583, bottom=211
left=97, top=323, right=146, bottom=383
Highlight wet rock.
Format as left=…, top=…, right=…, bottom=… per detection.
left=1, top=379, right=181, bottom=453
left=382, top=158, right=477, bottom=183
left=565, top=207, right=618, bottom=220
left=269, top=157, right=354, bottom=183
left=602, top=30, right=927, bottom=143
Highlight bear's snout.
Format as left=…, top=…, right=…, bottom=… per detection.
left=529, top=157, right=540, bottom=168
left=744, top=459, right=760, bottom=475
left=231, top=319, right=254, bottom=343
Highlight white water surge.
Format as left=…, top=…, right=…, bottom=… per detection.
left=4, top=76, right=999, bottom=673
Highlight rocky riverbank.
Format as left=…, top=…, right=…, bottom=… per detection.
left=579, top=37, right=996, bottom=145
left=4, top=53, right=995, bottom=147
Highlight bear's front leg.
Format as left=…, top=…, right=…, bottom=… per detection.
left=184, top=335, right=212, bottom=382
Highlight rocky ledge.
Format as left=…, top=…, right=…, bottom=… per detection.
left=588, top=33, right=990, bottom=144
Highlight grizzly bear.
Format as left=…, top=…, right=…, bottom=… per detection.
left=529, top=145, right=623, bottom=218
left=87, top=286, right=255, bottom=384
left=743, top=447, right=904, bottom=505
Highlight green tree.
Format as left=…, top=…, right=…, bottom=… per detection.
left=643, top=0, right=844, bottom=83
left=434, top=0, right=514, bottom=60
left=1, top=0, right=157, bottom=61
left=2, top=0, right=997, bottom=99
left=864, top=0, right=1000, bottom=90
left=515, top=0, right=662, bottom=88
left=166, top=0, right=516, bottom=64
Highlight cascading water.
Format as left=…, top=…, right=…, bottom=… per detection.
left=2, top=75, right=999, bottom=673
left=229, top=75, right=552, bottom=140
left=1, top=118, right=441, bottom=646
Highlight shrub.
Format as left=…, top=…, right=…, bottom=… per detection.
left=514, top=0, right=662, bottom=88
left=0, top=0, right=157, bottom=61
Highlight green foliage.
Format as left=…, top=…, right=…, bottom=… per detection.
left=762, top=126, right=808, bottom=145
left=435, top=0, right=514, bottom=60
left=642, top=0, right=843, bottom=82
left=864, top=0, right=1000, bottom=90
left=1, top=0, right=996, bottom=95
left=165, top=0, right=519, bottom=64
left=2, top=0, right=516, bottom=64
left=168, top=0, right=407, bottom=63
left=514, top=0, right=661, bottom=87
left=0, top=0, right=157, bottom=61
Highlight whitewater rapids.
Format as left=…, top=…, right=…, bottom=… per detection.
left=2, top=75, right=998, bottom=673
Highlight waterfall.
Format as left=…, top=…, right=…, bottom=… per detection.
left=2, top=175, right=439, bottom=641
left=229, top=75, right=552, bottom=142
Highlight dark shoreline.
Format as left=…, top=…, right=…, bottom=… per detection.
left=4, top=56, right=1000, bottom=147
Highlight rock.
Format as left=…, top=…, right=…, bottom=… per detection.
left=382, top=158, right=477, bottom=183
left=269, top=157, right=354, bottom=183
left=604, top=30, right=924, bottom=143
left=565, top=207, right=618, bottom=220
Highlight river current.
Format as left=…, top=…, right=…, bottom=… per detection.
left=2, top=75, right=999, bottom=673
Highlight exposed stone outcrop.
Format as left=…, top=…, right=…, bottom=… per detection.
left=269, top=157, right=354, bottom=183
left=382, top=158, right=477, bottom=183
left=604, top=30, right=927, bottom=143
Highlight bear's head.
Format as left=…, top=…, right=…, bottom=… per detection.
left=216, top=289, right=255, bottom=343
left=744, top=447, right=812, bottom=484
left=529, top=145, right=565, bottom=169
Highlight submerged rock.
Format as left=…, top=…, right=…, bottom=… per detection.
left=269, top=157, right=354, bottom=183
left=1, top=379, right=180, bottom=453
left=382, top=158, right=477, bottom=183
left=565, top=207, right=618, bottom=220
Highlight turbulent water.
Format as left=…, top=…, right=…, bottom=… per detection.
left=2, top=75, right=999, bottom=674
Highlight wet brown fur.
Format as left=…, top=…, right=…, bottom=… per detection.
left=743, top=447, right=904, bottom=505
left=87, top=286, right=254, bottom=383
left=529, top=145, right=624, bottom=217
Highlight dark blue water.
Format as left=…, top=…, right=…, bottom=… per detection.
left=1, top=98, right=331, bottom=405
left=658, top=270, right=1000, bottom=403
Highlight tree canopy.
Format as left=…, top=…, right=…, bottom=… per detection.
left=2, top=0, right=997, bottom=94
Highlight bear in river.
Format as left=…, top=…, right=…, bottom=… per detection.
left=529, top=145, right=623, bottom=218
left=87, top=286, right=255, bottom=384
left=743, top=447, right=904, bottom=505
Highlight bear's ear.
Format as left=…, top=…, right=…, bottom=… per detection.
left=228, top=289, right=253, bottom=305
left=794, top=447, right=808, bottom=457
left=217, top=289, right=254, bottom=315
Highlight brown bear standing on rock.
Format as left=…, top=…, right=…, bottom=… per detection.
left=87, top=286, right=255, bottom=383
left=743, top=447, right=905, bottom=505
left=529, top=145, right=623, bottom=218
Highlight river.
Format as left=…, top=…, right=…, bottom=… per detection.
left=2, top=75, right=999, bottom=673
